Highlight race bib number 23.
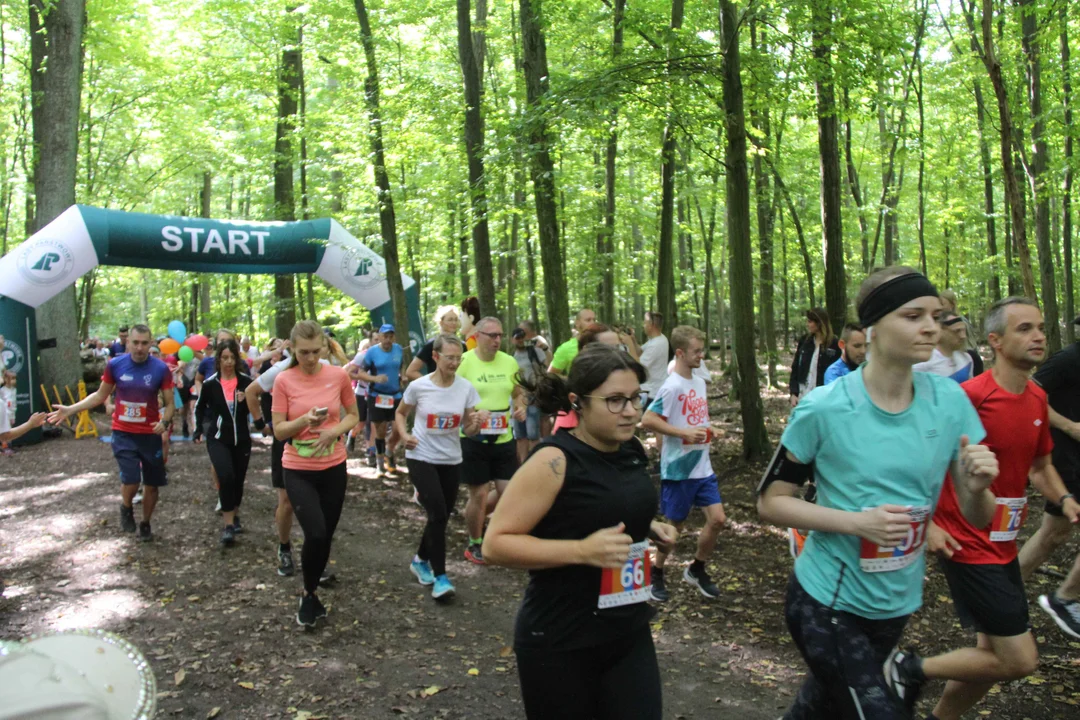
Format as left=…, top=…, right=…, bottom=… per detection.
left=859, top=506, right=930, bottom=573
left=598, top=541, right=652, bottom=609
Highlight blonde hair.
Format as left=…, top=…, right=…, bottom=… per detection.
left=433, top=305, right=459, bottom=331
left=670, top=325, right=705, bottom=353
left=288, top=320, right=324, bottom=368
left=328, top=338, right=348, bottom=366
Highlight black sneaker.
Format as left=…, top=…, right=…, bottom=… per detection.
left=297, top=594, right=317, bottom=627
left=319, top=572, right=338, bottom=588
left=1038, top=593, right=1080, bottom=639
left=119, top=504, right=136, bottom=533
left=683, top=564, right=721, bottom=598
left=138, top=521, right=153, bottom=542
left=650, top=567, right=670, bottom=602
left=883, top=647, right=926, bottom=713
left=278, top=549, right=295, bottom=577
left=312, top=594, right=328, bottom=619
left=220, top=525, right=236, bottom=546
left=366, top=450, right=376, bottom=468
left=231, top=515, right=243, bottom=534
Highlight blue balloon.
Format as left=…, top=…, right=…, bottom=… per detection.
left=167, top=320, right=187, bottom=343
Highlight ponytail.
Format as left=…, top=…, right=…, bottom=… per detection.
left=519, top=344, right=645, bottom=416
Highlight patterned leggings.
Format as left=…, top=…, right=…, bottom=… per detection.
left=783, top=575, right=912, bottom=720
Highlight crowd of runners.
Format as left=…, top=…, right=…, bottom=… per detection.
left=31, top=269, right=1080, bottom=719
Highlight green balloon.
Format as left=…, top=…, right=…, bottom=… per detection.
left=178, top=345, right=194, bottom=362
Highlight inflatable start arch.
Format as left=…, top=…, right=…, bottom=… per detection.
left=0, top=204, right=424, bottom=438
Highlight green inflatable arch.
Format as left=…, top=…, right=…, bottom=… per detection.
left=0, top=204, right=424, bottom=437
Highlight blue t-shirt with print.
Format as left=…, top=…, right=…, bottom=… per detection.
left=780, top=367, right=985, bottom=620
left=363, top=344, right=404, bottom=398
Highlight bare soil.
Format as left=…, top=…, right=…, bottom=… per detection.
left=2, top=366, right=1078, bottom=719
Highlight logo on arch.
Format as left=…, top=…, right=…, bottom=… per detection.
left=340, top=246, right=384, bottom=290
left=17, top=238, right=75, bottom=287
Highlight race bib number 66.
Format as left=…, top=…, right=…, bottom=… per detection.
left=598, top=541, right=652, bottom=609
left=859, top=505, right=931, bottom=573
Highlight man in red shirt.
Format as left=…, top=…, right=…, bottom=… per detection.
left=918, top=298, right=1080, bottom=720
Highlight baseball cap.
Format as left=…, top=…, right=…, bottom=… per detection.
left=379, top=324, right=395, bottom=334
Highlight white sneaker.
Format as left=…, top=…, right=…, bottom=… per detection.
left=215, top=498, right=222, bottom=513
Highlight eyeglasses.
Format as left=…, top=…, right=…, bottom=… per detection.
left=478, top=331, right=504, bottom=339
left=581, top=392, right=649, bottom=413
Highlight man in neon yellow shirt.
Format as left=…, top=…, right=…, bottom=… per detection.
left=457, top=317, right=528, bottom=564
left=548, top=308, right=596, bottom=376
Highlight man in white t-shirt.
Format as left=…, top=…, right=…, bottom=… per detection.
left=914, top=311, right=974, bottom=383
left=641, top=325, right=724, bottom=602
left=635, top=311, right=671, bottom=402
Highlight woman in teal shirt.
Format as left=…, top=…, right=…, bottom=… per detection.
left=758, top=266, right=999, bottom=719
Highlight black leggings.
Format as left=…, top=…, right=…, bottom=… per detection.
left=783, top=575, right=910, bottom=720
left=284, top=462, right=347, bottom=594
left=406, top=459, right=460, bottom=576
left=206, top=439, right=251, bottom=514
left=515, top=623, right=661, bottom=720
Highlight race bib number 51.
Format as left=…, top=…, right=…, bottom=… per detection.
left=859, top=506, right=930, bottom=573
left=598, top=541, right=652, bottom=609
left=989, top=497, right=1028, bottom=542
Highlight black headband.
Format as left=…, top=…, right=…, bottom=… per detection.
left=857, top=273, right=939, bottom=327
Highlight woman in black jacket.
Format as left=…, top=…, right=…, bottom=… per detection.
left=194, top=339, right=254, bottom=546
left=789, top=308, right=840, bottom=407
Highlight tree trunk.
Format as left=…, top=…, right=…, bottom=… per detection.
left=1062, top=8, right=1075, bottom=343
left=973, top=0, right=1036, bottom=298
left=354, top=0, right=411, bottom=355
left=28, top=0, right=83, bottom=387
left=721, top=0, right=769, bottom=461
left=1019, top=0, right=1061, bottom=352
left=974, top=81, right=1001, bottom=302
left=916, top=55, right=927, bottom=275
left=751, top=19, right=777, bottom=387
left=629, top=164, right=645, bottom=322
left=272, top=11, right=301, bottom=338
left=457, top=0, right=496, bottom=318
left=518, top=0, right=569, bottom=346
left=656, top=0, right=685, bottom=331
left=842, top=89, right=870, bottom=272
left=811, top=0, right=847, bottom=334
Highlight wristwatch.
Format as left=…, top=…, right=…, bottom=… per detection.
left=1059, top=493, right=1077, bottom=506
left=253, top=418, right=266, bottom=431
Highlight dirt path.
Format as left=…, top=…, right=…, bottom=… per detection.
left=2, top=383, right=1078, bottom=718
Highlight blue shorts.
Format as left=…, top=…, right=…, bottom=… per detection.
left=660, top=475, right=721, bottom=522
left=112, top=430, right=168, bottom=487
left=512, top=404, right=542, bottom=441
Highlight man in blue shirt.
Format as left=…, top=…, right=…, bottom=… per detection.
left=109, top=326, right=129, bottom=358
left=357, top=324, right=405, bottom=475
left=823, top=322, right=866, bottom=385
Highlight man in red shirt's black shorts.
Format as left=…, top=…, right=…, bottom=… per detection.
left=917, top=298, right=1080, bottom=720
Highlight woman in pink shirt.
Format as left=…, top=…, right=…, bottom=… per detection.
left=272, top=321, right=359, bottom=627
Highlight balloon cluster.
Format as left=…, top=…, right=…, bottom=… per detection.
left=158, top=320, right=210, bottom=362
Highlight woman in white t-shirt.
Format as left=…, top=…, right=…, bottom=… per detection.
left=394, top=334, right=484, bottom=600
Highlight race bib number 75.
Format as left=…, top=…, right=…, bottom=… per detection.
left=859, top=506, right=930, bottom=573
left=598, top=541, right=652, bottom=609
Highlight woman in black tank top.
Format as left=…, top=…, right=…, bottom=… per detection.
left=484, top=345, right=677, bottom=720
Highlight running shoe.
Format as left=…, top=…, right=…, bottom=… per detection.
left=410, top=558, right=436, bottom=586
left=384, top=457, right=398, bottom=474
left=376, top=454, right=385, bottom=476
left=650, top=567, right=670, bottom=602
left=312, top=594, right=328, bottom=619
left=132, top=490, right=143, bottom=505
left=277, top=548, right=295, bottom=577
left=215, top=498, right=222, bottom=513
left=138, top=521, right=153, bottom=542
left=319, top=572, right=338, bottom=587
left=464, top=544, right=485, bottom=565
left=220, top=525, right=236, bottom=547
left=297, top=595, right=317, bottom=627
left=366, top=450, right=376, bottom=468
left=684, top=565, right=721, bottom=599
left=119, top=504, right=137, bottom=533
left=1038, top=593, right=1080, bottom=639
left=232, top=515, right=243, bottom=534
left=883, top=647, right=926, bottom=713
left=432, top=575, right=456, bottom=600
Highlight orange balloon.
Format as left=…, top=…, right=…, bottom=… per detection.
left=158, top=338, right=181, bottom=355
